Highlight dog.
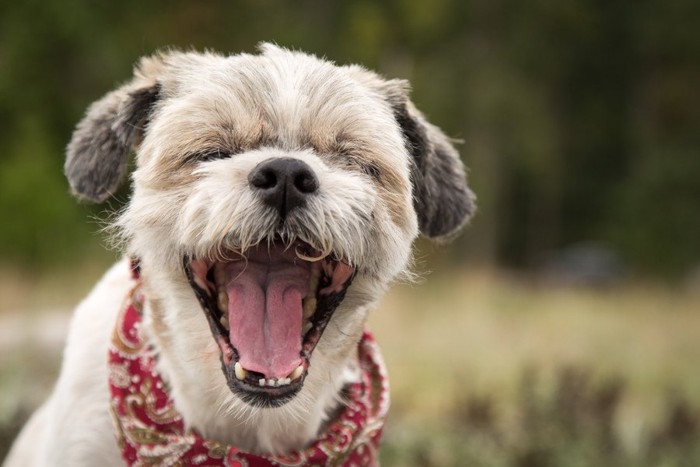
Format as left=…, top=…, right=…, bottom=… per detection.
left=4, top=44, right=474, bottom=466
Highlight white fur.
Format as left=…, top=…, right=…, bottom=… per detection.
left=5, top=261, right=131, bottom=466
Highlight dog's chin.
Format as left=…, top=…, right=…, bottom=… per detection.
left=183, top=238, right=355, bottom=408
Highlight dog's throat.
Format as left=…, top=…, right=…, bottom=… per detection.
left=183, top=240, right=355, bottom=406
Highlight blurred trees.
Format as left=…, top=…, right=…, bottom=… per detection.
left=0, top=0, right=698, bottom=277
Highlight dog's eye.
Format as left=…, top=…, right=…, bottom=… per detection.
left=334, top=152, right=382, bottom=180
left=346, top=157, right=381, bottom=180
left=184, top=149, right=233, bottom=164
left=361, top=161, right=381, bottom=179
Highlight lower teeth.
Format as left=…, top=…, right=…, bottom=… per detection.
left=235, top=363, right=305, bottom=386
left=257, top=377, right=293, bottom=387
left=289, top=364, right=304, bottom=381
left=302, top=321, right=312, bottom=335
left=234, top=361, right=247, bottom=380
left=302, top=297, right=317, bottom=321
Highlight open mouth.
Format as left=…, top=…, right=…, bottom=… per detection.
left=183, top=239, right=355, bottom=407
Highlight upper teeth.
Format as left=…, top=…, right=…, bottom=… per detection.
left=217, top=291, right=228, bottom=313
left=308, top=266, right=321, bottom=293
left=214, top=264, right=226, bottom=287
left=301, top=265, right=321, bottom=326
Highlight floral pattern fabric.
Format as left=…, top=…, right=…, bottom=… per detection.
left=108, top=285, right=389, bottom=466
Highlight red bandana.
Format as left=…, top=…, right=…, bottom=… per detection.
left=108, top=285, right=390, bottom=466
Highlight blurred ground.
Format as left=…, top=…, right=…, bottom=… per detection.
left=371, top=270, right=700, bottom=465
left=1, top=267, right=699, bottom=465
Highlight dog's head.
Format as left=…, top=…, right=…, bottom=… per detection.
left=65, top=45, right=474, bottom=412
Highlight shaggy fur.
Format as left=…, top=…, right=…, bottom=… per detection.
left=4, top=44, right=474, bottom=466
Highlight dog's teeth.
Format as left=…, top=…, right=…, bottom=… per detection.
left=309, top=266, right=321, bottom=292
left=289, top=365, right=304, bottom=381
left=276, top=378, right=288, bottom=386
left=234, top=362, right=247, bottom=380
left=218, top=291, right=228, bottom=312
left=257, top=378, right=281, bottom=387
left=302, top=321, right=313, bottom=336
left=255, top=377, right=292, bottom=387
left=302, top=297, right=317, bottom=321
left=214, top=264, right=226, bottom=287
left=301, top=267, right=320, bottom=322
left=219, top=316, right=229, bottom=330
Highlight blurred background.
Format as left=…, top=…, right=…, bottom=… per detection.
left=1, top=0, right=699, bottom=465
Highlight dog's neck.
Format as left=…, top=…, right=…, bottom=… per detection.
left=113, top=264, right=389, bottom=461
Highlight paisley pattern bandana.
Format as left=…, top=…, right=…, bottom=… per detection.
left=108, top=284, right=390, bottom=466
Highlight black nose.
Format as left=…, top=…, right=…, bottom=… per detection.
left=248, top=157, right=319, bottom=218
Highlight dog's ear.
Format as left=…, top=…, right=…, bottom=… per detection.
left=392, top=96, right=476, bottom=239
left=347, top=66, right=476, bottom=239
left=65, top=55, right=164, bottom=203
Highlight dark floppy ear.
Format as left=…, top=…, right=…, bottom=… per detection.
left=345, top=65, right=475, bottom=239
left=392, top=96, right=476, bottom=239
left=65, top=56, right=163, bottom=203
left=369, top=76, right=476, bottom=239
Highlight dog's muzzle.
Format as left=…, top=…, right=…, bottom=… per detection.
left=183, top=155, right=355, bottom=407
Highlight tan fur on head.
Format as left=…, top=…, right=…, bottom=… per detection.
left=63, top=44, right=474, bottom=454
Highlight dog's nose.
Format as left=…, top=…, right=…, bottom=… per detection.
left=248, top=158, right=319, bottom=218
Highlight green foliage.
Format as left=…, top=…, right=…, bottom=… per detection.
left=0, top=0, right=698, bottom=276
left=0, top=116, right=97, bottom=265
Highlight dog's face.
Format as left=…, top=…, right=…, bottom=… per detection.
left=65, top=45, right=473, bottom=419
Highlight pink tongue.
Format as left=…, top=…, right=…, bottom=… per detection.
left=225, top=248, right=310, bottom=379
